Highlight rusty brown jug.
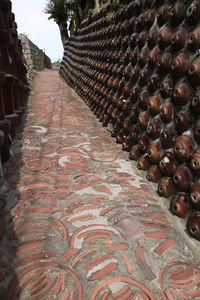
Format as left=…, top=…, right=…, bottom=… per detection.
left=148, top=95, right=161, bottom=116
left=137, top=154, right=150, bottom=171
left=174, top=110, right=191, bottom=133
left=116, top=129, right=127, bottom=144
left=188, top=25, right=200, bottom=51
left=122, top=135, right=135, bottom=151
left=169, top=1, right=185, bottom=27
left=123, top=116, right=132, bottom=132
left=129, top=144, right=141, bottom=161
left=172, top=52, right=188, bottom=78
left=158, top=26, right=172, bottom=49
left=138, top=111, right=149, bottom=130
left=159, top=151, right=177, bottom=176
left=170, top=193, right=192, bottom=218
left=160, top=101, right=173, bottom=123
left=130, top=105, right=139, bottom=123
left=138, top=133, right=150, bottom=154
left=188, top=57, right=200, bottom=85
left=138, top=47, right=149, bottom=68
left=146, top=165, right=162, bottom=183
left=148, top=73, right=160, bottom=92
left=139, top=68, right=150, bottom=86
left=131, top=64, right=140, bottom=83
left=131, top=125, right=140, bottom=144
left=146, top=117, right=161, bottom=140
left=146, top=8, right=156, bottom=29
left=186, top=0, right=200, bottom=25
left=173, top=165, right=193, bottom=192
left=160, top=126, right=177, bottom=149
left=137, top=30, right=147, bottom=49
left=148, top=47, right=160, bottom=69
left=130, top=32, right=137, bottom=49
left=194, top=120, right=200, bottom=144
left=171, top=26, right=188, bottom=51
left=158, top=177, right=175, bottom=198
left=160, top=76, right=173, bottom=98
left=191, top=89, right=200, bottom=115
left=148, top=141, right=163, bottom=164
left=173, top=82, right=191, bottom=105
left=157, top=4, right=169, bottom=27
left=191, top=149, right=200, bottom=176
left=174, top=135, right=194, bottom=162
left=147, top=28, right=158, bottom=49
left=132, top=85, right=140, bottom=102
left=186, top=212, right=200, bottom=241
left=138, top=89, right=149, bottom=110
left=190, top=181, right=200, bottom=209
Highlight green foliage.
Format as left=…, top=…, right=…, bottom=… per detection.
left=110, top=0, right=124, bottom=10
left=52, top=59, right=62, bottom=67
left=44, top=0, right=71, bottom=24
left=105, top=0, right=124, bottom=21
left=88, top=7, right=100, bottom=18
left=106, top=11, right=114, bottom=21
left=144, top=9, right=150, bottom=15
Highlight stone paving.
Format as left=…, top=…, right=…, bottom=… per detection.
left=0, top=69, right=200, bottom=299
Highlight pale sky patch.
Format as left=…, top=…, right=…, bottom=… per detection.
left=12, top=0, right=63, bottom=62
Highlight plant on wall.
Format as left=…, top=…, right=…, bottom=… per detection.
left=44, top=0, right=105, bottom=46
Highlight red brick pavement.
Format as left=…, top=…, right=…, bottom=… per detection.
left=0, top=69, right=200, bottom=299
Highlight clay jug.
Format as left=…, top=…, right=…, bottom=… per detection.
left=174, top=110, right=191, bottom=133
left=170, top=193, right=192, bottom=218
left=188, top=25, right=200, bottom=51
left=190, top=181, right=200, bottom=209
left=171, top=52, right=188, bottom=78
left=173, top=82, right=191, bottom=105
left=173, top=165, right=193, bottom=192
left=158, top=177, right=175, bottom=198
left=190, top=149, right=200, bottom=176
left=129, top=145, right=141, bottom=160
left=169, top=1, right=185, bottom=26
left=138, top=133, right=150, bottom=154
left=148, top=141, right=163, bottom=164
left=146, top=165, right=162, bottom=182
left=160, top=126, right=177, bottom=149
left=159, top=151, right=177, bottom=176
left=146, top=117, right=161, bottom=140
left=137, top=154, right=150, bottom=170
left=186, top=212, right=200, bottom=241
left=186, top=0, right=200, bottom=25
left=148, top=95, right=161, bottom=116
left=174, top=135, right=194, bottom=162
left=171, top=27, right=188, bottom=51
left=160, top=76, right=173, bottom=98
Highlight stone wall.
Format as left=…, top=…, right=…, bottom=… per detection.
left=60, top=0, right=200, bottom=240
left=19, top=34, right=52, bottom=85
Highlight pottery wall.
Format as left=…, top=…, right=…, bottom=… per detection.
left=60, top=0, right=200, bottom=240
left=0, top=0, right=29, bottom=191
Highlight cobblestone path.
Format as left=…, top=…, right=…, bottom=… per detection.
left=0, top=69, right=200, bottom=299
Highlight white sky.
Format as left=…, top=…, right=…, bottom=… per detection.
left=11, top=0, right=63, bottom=62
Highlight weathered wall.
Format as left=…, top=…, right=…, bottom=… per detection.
left=19, top=34, right=52, bottom=85
left=60, top=0, right=200, bottom=240
left=0, top=0, right=29, bottom=191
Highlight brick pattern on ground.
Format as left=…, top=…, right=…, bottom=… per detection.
left=0, top=69, right=200, bottom=299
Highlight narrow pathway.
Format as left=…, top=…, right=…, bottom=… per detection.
left=0, top=69, right=200, bottom=299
